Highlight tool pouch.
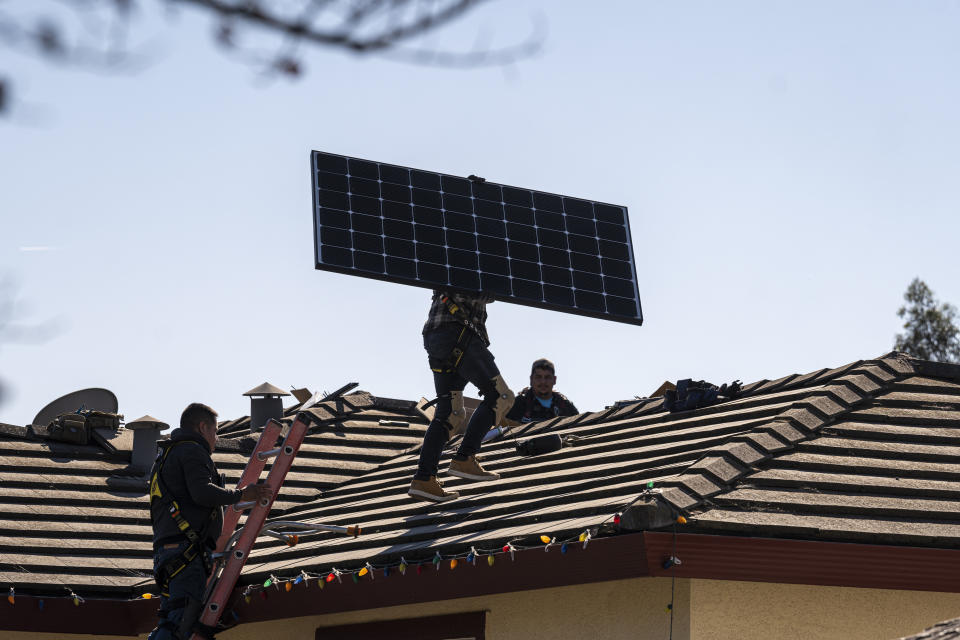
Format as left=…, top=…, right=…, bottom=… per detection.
left=47, top=413, right=90, bottom=445
left=83, top=410, right=123, bottom=430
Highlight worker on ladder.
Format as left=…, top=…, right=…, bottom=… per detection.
left=409, top=290, right=515, bottom=502
left=148, top=403, right=271, bottom=640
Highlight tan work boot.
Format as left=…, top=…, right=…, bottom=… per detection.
left=408, top=476, right=459, bottom=503
left=448, top=455, right=500, bottom=481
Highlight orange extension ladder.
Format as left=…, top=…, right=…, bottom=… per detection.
left=188, top=411, right=360, bottom=640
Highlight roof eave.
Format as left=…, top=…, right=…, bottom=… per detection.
left=4, top=531, right=959, bottom=634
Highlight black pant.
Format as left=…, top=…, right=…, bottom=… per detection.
left=148, top=541, right=207, bottom=639
left=415, top=325, right=501, bottom=480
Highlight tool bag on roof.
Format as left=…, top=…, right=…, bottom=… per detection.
left=662, top=379, right=742, bottom=413
left=83, top=410, right=122, bottom=431
left=45, top=410, right=124, bottom=445
left=47, top=413, right=90, bottom=445
left=515, top=433, right=566, bottom=456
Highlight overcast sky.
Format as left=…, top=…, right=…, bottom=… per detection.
left=2, top=0, right=958, bottom=428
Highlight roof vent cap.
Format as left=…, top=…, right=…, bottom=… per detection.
left=244, top=382, right=289, bottom=432
left=127, top=415, right=168, bottom=474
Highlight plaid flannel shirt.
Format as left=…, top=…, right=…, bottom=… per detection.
left=422, top=290, right=494, bottom=347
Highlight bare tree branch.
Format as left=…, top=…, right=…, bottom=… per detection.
left=1, top=0, right=543, bottom=116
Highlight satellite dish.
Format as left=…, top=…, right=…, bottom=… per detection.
left=32, top=388, right=119, bottom=427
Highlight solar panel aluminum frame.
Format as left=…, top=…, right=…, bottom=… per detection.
left=311, top=151, right=643, bottom=326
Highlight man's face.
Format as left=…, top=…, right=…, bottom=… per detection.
left=198, top=420, right=217, bottom=452
left=530, top=367, right=556, bottom=398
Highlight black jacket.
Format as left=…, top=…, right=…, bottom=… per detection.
left=505, top=388, right=578, bottom=423
left=150, top=429, right=240, bottom=549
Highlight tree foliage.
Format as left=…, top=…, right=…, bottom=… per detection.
left=894, top=278, right=960, bottom=363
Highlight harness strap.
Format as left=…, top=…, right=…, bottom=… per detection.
left=150, top=442, right=217, bottom=593
left=429, top=325, right=473, bottom=374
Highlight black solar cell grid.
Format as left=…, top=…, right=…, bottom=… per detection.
left=311, top=151, right=643, bottom=325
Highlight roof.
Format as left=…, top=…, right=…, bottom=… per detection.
left=3, top=352, right=960, bottom=635
left=0, top=391, right=430, bottom=599
left=230, top=353, right=960, bottom=588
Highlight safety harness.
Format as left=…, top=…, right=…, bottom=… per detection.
left=149, top=441, right=217, bottom=597
left=428, top=295, right=475, bottom=374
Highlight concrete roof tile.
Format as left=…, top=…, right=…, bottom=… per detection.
left=5, top=353, right=958, bottom=607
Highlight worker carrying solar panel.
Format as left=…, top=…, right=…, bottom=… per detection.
left=503, top=358, right=578, bottom=424
left=408, top=290, right=515, bottom=503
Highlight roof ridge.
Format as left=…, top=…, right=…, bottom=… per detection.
left=655, top=354, right=916, bottom=514
left=0, top=422, right=35, bottom=441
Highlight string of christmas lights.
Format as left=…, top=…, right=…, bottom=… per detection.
left=3, top=482, right=689, bottom=617
left=4, top=586, right=86, bottom=608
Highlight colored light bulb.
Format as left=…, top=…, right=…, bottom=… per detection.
left=263, top=579, right=272, bottom=588
left=399, top=563, right=407, bottom=574
left=285, top=582, right=292, bottom=592
left=487, top=555, right=495, bottom=566
left=142, top=593, right=153, bottom=600
left=450, top=559, right=458, bottom=570
left=352, top=574, right=359, bottom=584
left=73, top=597, right=80, bottom=607
left=540, top=535, right=551, bottom=544
left=260, top=591, right=267, bottom=600
left=245, top=596, right=251, bottom=604
left=647, top=481, right=655, bottom=488
left=294, top=576, right=303, bottom=585
left=325, top=573, right=335, bottom=583
left=561, top=543, right=568, bottom=554
left=613, top=513, right=621, bottom=525
left=358, top=567, right=369, bottom=577
left=502, top=544, right=510, bottom=553
left=578, top=532, right=587, bottom=542
left=677, top=516, right=687, bottom=525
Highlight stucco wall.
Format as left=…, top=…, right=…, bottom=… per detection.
left=221, top=576, right=690, bottom=640
left=216, top=578, right=960, bottom=640
left=689, top=579, right=960, bottom=640
left=4, top=578, right=958, bottom=639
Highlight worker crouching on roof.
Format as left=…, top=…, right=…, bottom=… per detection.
left=409, top=290, right=515, bottom=502
left=148, top=403, right=271, bottom=640
left=504, top=358, right=579, bottom=424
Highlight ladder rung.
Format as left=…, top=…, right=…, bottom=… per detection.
left=256, top=447, right=282, bottom=461
left=233, top=496, right=270, bottom=511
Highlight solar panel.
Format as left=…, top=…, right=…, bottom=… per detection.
left=311, top=151, right=643, bottom=325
